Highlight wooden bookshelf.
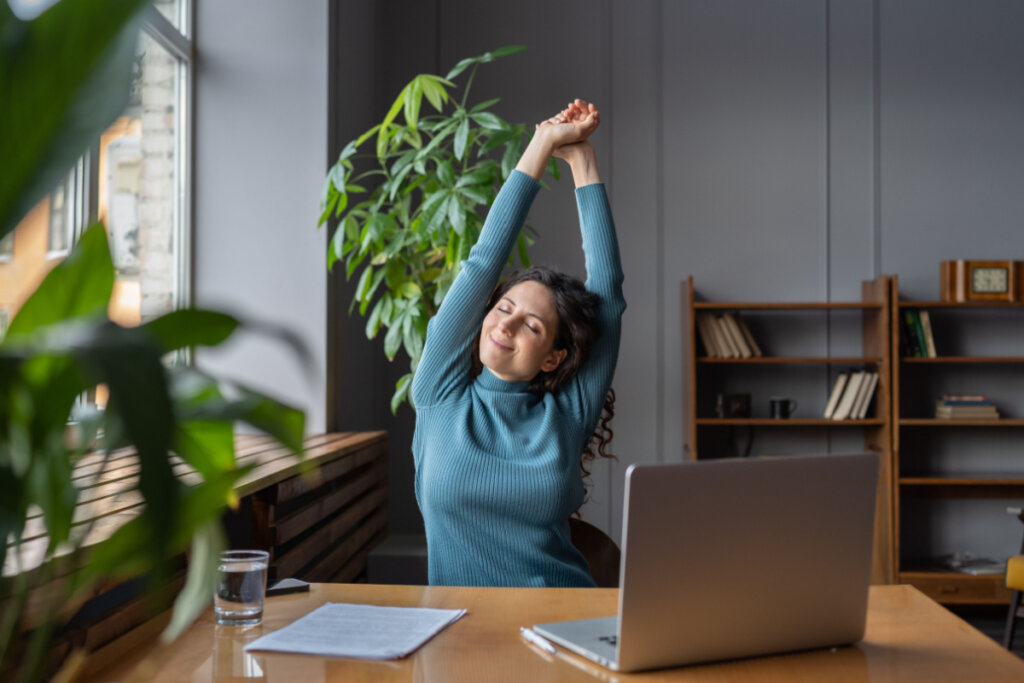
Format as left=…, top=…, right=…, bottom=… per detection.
left=684, top=276, right=893, bottom=585
left=890, top=275, right=1024, bottom=605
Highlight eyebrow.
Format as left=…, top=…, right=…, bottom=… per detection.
left=501, top=296, right=548, bottom=325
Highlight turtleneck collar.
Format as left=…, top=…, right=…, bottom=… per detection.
left=476, top=366, right=533, bottom=394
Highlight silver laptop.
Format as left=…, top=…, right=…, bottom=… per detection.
left=534, top=453, right=878, bottom=672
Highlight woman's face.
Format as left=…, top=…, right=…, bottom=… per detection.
left=478, top=280, right=567, bottom=382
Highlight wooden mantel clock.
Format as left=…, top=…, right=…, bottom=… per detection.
left=940, top=260, right=1023, bottom=302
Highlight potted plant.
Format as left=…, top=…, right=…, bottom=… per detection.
left=321, top=45, right=561, bottom=412
left=1, top=2, right=307, bottom=679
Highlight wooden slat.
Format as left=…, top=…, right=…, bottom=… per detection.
left=271, top=439, right=386, bottom=504
left=301, top=510, right=388, bottom=583
left=271, top=459, right=384, bottom=546
left=273, top=488, right=387, bottom=579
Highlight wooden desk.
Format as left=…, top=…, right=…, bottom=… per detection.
left=85, top=584, right=1024, bottom=682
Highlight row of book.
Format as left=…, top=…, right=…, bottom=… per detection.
left=823, top=371, right=879, bottom=420
left=935, top=395, right=999, bottom=419
left=901, top=309, right=937, bottom=358
left=696, top=312, right=763, bottom=358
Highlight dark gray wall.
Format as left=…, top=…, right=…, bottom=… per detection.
left=330, top=0, right=1024, bottom=557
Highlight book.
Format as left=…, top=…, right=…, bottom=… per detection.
left=904, top=310, right=927, bottom=358
left=848, top=371, right=874, bottom=420
left=713, top=314, right=740, bottom=358
left=831, top=370, right=866, bottom=421
left=854, top=372, right=880, bottom=419
left=722, top=313, right=752, bottom=358
left=823, top=372, right=849, bottom=419
left=919, top=310, right=937, bottom=358
left=734, top=313, right=763, bottom=357
left=696, top=313, right=720, bottom=357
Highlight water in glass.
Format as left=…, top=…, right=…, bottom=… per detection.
left=215, top=550, right=268, bottom=626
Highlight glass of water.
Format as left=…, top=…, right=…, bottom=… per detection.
left=215, top=549, right=269, bottom=626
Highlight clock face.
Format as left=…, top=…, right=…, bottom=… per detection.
left=971, top=267, right=1008, bottom=294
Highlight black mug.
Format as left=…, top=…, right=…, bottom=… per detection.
left=769, top=397, right=797, bottom=419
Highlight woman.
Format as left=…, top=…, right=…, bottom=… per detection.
left=410, top=99, right=625, bottom=587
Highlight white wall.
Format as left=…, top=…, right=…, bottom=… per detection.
left=194, top=0, right=328, bottom=433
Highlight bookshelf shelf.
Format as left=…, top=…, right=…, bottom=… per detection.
left=901, top=356, right=1024, bottom=364
left=699, top=356, right=883, bottom=365
left=900, top=474, right=1024, bottom=486
left=685, top=276, right=892, bottom=586
left=697, top=418, right=885, bottom=427
left=694, top=301, right=883, bottom=311
left=891, top=276, right=1024, bottom=606
left=900, top=300, right=1024, bottom=309
left=899, top=419, right=1024, bottom=427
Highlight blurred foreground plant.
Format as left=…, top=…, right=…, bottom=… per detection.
left=0, top=2, right=307, bottom=680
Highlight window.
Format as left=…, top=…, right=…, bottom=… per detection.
left=0, top=3, right=192, bottom=395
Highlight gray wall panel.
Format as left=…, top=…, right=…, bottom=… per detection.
left=195, top=0, right=328, bottom=433
left=320, top=0, right=1024, bottom=554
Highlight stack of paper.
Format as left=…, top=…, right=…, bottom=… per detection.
left=244, top=602, right=467, bottom=659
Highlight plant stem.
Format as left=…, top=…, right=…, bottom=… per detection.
left=460, top=63, right=479, bottom=109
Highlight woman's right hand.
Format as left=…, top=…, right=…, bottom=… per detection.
left=535, top=99, right=600, bottom=149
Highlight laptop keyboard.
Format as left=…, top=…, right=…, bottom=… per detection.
left=598, top=635, right=618, bottom=647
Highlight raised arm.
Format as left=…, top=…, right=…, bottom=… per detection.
left=550, top=113, right=626, bottom=433
left=411, top=110, right=599, bottom=409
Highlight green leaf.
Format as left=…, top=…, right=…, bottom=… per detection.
left=175, top=419, right=234, bottom=479
left=459, top=185, right=491, bottom=206
left=5, top=223, right=113, bottom=342
left=478, top=128, right=517, bottom=155
left=403, top=77, right=423, bottom=130
left=403, top=313, right=423, bottom=363
left=384, top=312, right=405, bottom=360
left=490, top=44, right=527, bottom=58
left=72, top=322, right=180, bottom=572
left=456, top=167, right=494, bottom=188
left=445, top=57, right=477, bottom=81
left=377, top=87, right=407, bottom=157
left=436, top=160, right=455, bottom=186
left=448, top=196, right=466, bottom=236
left=337, top=140, right=358, bottom=162
left=453, top=118, right=470, bottom=161
left=470, top=112, right=506, bottom=130
left=501, top=136, right=523, bottom=179
left=141, top=310, right=239, bottom=355
left=419, top=75, right=452, bottom=111
left=0, top=0, right=152, bottom=241
left=391, top=373, right=414, bottom=414
left=470, top=98, right=501, bottom=113
left=356, top=265, right=374, bottom=302
left=161, top=520, right=225, bottom=643
left=365, top=299, right=385, bottom=339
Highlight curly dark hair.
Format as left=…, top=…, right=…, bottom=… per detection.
left=469, top=266, right=617, bottom=500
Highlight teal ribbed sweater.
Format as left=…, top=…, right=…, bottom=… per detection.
left=411, top=170, right=625, bottom=587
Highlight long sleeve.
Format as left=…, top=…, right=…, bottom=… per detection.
left=411, top=171, right=541, bottom=409
left=556, top=183, right=626, bottom=435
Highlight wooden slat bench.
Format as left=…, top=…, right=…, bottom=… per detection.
left=2, top=430, right=388, bottom=669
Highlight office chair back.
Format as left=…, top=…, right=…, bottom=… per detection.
left=569, top=517, right=621, bottom=587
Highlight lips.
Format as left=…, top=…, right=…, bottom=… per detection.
left=489, top=335, right=513, bottom=351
